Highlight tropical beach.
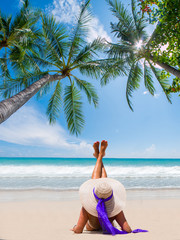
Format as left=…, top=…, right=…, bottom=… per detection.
left=0, top=189, right=180, bottom=240
left=0, top=0, right=180, bottom=239
left=0, top=157, right=180, bottom=239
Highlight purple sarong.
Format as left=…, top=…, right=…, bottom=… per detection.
left=93, top=188, right=148, bottom=235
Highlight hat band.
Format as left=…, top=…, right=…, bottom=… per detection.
left=93, top=188, right=148, bottom=235
left=93, top=188, right=113, bottom=202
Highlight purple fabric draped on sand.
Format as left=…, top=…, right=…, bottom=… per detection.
left=93, top=188, right=148, bottom=235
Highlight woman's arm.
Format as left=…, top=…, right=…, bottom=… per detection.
left=115, top=211, right=132, bottom=233
left=72, top=207, right=88, bottom=233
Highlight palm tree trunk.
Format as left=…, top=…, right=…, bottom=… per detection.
left=149, top=55, right=180, bottom=78
left=0, top=74, right=64, bottom=124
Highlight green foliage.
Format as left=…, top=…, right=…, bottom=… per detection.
left=64, top=82, right=85, bottom=136
left=106, top=0, right=173, bottom=110
left=0, top=71, right=48, bottom=98
left=73, top=76, right=98, bottom=107
left=0, top=0, right=108, bottom=136
left=67, top=0, right=92, bottom=66
left=47, top=81, right=62, bottom=124
left=138, top=0, right=180, bottom=92
left=126, top=61, right=142, bottom=110
left=0, top=0, right=42, bottom=79
left=41, top=14, right=68, bottom=66
left=166, top=78, right=180, bottom=95
left=144, top=60, right=155, bottom=95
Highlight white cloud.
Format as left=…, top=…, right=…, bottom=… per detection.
left=47, top=0, right=81, bottom=24
left=143, top=91, right=149, bottom=95
left=145, top=144, right=156, bottom=153
left=0, top=106, right=93, bottom=156
left=129, top=144, right=157, bottom=158
left=87, top=16, right=111, bottom=42
left=46, top=0, right=111, bottom=42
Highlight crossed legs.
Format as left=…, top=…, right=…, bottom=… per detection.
left=91, top=140, right=108, bottom=179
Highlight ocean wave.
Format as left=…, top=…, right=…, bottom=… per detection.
left=0, top=165, right=180, bottom=178
left=0, top=186, right=180, bottom=191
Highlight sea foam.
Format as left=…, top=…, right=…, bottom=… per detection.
left=0, top=165, right=179, bottom=178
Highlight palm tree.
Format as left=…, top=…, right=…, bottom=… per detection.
left=0, top=0, right=41, bottom=80
left=105, top=0, right=180, bottom=110
left=0, top=0, right=107, bottom=135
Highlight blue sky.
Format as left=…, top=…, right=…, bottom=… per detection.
left=0, top=0, right=180, bottom=158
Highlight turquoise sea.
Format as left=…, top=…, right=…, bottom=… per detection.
left=0, top=158, right=180, bottom=190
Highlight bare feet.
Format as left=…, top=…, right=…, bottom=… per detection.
left=100, top=140, right=108, bottom=157
left=93, top=141, right=99, bottom=158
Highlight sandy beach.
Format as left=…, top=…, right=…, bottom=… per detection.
left=0, top=189, right=180, bottom=240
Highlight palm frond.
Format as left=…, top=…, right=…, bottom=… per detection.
left=107, top=42, right=133, bottom=59
left=107, top=0, right=133, bottom=26
left=73, top=75, right=98, bottom=107
left=9, top=1, right=40, bottom=42
left=42, top=14, right=68, bottom=64
left=10, top=47, right=40, bottom=74
left=110, top=21, right=136, bottom=44
left=46, top=80, right=62, bottom=124
left=27, top=54, right=56, bottom=69
left=0, top=55, right=11, bottom=80
left=67, top=0, right=92, bottom=66
left=36, top=82, right=52, bottom=99
left=107, top=0, right=136, bottom=44
left=72, top=37, right=106, bottom=65
left=100, top=58, right=127, bottom=85
left=0, top=71, right=48, bottom=98
left=78, top=60, right=102, bottom=79
left=0, top=15, right=11, bottom=38
left=131, top=0, right=147, bottom=39
left=64, top=81, right=84, bottom=136
left=144, top=60, right=155, bottom=95
left=126, top=61, right=142, bottom=110
left=148, top=61, right=172, bottom=103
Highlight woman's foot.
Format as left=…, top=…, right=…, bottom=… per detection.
left=93, top=141, right=100, bottom=158
left=100, top=140, right=108, bottom=157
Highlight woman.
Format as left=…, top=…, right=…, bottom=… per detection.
left=71, top=140, right=132, bottom=234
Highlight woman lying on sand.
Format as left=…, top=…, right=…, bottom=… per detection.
left=71, top=140, right=132, bottom=234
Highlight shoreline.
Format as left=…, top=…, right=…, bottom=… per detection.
left=0, top=188, right=180, bottom=202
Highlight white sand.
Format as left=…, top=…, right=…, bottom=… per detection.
left=0, top=190, right=179, bottom=240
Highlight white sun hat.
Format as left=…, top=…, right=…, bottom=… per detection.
left=79, top=178, right=126, bottom=218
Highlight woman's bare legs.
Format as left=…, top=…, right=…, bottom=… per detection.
left=91, top=140, right=108, bottom=179
left=85, top=140, right=108, bottom=231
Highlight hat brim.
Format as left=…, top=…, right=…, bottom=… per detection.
left=79, top=178, right=126, bottom=218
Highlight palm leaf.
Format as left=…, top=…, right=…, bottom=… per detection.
left=78, top=60, right=102, bottom=79
left=1, top=71, right=48, bottom=98
left=0, top=55, right=11, bottom=80
left=42, top=14, right=68, bottom=64
left=67, top=0, right=92, bottom=66
left=100, top=58, right=127, bottom=85
left=46, top=80, right=62, bottom=124
left=107, top=0, right=136, bottom=44
left=131, top=0, right=147, bottom=39
left=64, top=81, right=84, bottom=136
left=107, top=42, right=133, bottom=59
left=126, top=61, right=142, bottom=110
left=36, top=82, right=52, bottom=100
left=144, top=60, right=155, bottom=95
left=148, top=61, right=172, bottom=103
left=73, top=75, right=98, bottom=107
left=72, top=37, right=106, bottom=65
